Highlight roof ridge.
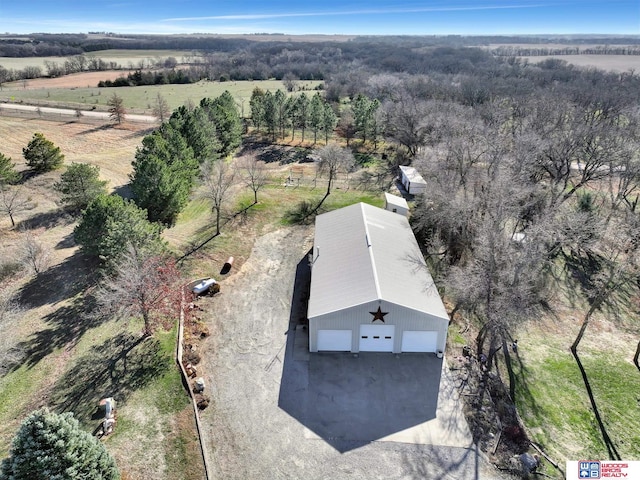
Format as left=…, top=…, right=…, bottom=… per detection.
left=361, top=203, right=382, bottom=301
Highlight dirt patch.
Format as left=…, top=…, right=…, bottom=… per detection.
left=4, top=71, right=133, bottom=90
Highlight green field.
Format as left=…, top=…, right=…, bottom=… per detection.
left=0, top=80, right=322, bottom=114
left=511, top=321, right=640, bottom=466
left=0, top=49, right=197, bottom=70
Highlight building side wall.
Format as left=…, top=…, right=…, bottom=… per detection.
left=400, top=167, right=427, bottom=195
left=309, top=300, right=449, bottom=353
left=408, top=183, right=427, bottom=195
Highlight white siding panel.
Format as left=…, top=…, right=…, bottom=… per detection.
left=401, top=331, right=438, bottom=352
left=317, top=330, right=352, bottom=351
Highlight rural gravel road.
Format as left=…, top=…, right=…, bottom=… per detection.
left=198, top=226, right=514, bottom=480
left=0, top=102, right=156, bottom=123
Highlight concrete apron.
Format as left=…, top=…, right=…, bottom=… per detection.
left=293, top=327, right=473, bottom=448
left=375, top=357, right=473, bottom=447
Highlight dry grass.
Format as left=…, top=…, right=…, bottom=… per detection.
left=0, top=117, right=150, bottom=189
left=0, top=49, right=193, bottom=70
left=8, top=71, right=133, bottom=90
left=520, top=55, right=640, bottom=72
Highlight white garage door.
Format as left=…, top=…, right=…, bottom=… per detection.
left=359, top=324, right=395, bottom=352
left=401, top=331, right=438, bottom=352
left=317, top=329, right=352, bottom=351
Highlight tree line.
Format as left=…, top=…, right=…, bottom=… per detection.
left=98, top=67, right=196, bottom=87
left=492, top=45, right=640, bottom=56
left=2, top=33, right=639, bottom=59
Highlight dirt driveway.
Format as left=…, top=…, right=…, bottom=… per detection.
left=199, top=226, right=511, bottom=479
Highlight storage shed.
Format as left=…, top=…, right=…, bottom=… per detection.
left=308, top=203, right=449, bottom=354
left=384, top=192, right=409, bottom=217
left=399, top=165, right=427, bottom=195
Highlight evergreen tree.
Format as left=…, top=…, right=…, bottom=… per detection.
left=0, top=152, right=19, bottom=185
left=53, top=163, right=108, bottom=212
left=262, top=91, right=277, bottom=141
left=0, top=408, right=119, bottom=480
left=249, top=87, right=265, bottom=131
left=170, top=106, right=221, bottom=163
left=294, top=93, right=310, bottom=142
left=22, top=133, right=64, bottom=173
left=201, top=91, right=242, bottom=157
left=322, top=102, right=338, bottom=144
left=74, top=194, right=163, bottom=266
left=130, top=125, right=198, bottom=226
left=309, top=93, right=324, bottom=144
left=352, top=94, right=379, bottom=145
left=286, top=96, right=297, bottom=141
left=273, top=89, right=288, bottom=140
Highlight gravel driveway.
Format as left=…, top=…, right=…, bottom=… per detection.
left=199, top=226, right=511, bottom=480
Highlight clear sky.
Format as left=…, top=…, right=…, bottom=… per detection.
left=0, top=0, right=638, bottom=36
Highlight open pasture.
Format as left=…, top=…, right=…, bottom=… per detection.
left=0, top=116, right=148, bottom=188
left=521, top=54, right=640, bottom=72
left=0, top=79, right=321, bottom=114
left=0, top=49, right=196, bottom=70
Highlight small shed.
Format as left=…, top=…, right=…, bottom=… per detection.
left=384, top=192, right=409, bottom=217
left=399, top=165, right=427, bottom=195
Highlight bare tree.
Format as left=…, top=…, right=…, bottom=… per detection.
left=237, top=156, right=268, bottom=204
left=107, top=93, right=126, bottom=124
left=570, top=213, right=640, bottom=354
left=282, top=73, right=299, bottom=92
left=0, top=287, right=25, bottom=375
left=201, top=160, right=236, bottom=235
left=95, top=245, right=183, bottom=337
left=315, top=143, right=355, bottom=202
left=0, top=184, right=35, bottom=228
left=20, top=229, right=51, bottom=274
left=293, top=143, right=356, bottom=220
left=152, top=93, right=170, bottom=123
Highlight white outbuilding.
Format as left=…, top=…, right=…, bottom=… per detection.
left=384, top=192, right=409, bottom=217
left=307, top=202, right=449, bottom=354
left=399, top=165, right=427, bottom=195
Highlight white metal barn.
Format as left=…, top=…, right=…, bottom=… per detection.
left=307, top=203, right=449, bottom=354
left=399, top=165, right=427, bottom=195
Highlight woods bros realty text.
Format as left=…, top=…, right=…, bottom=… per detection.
left=567, top=461, right=640, bottom=478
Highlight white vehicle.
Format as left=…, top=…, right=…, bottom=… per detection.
left=192, top=278, right=219, bottom=295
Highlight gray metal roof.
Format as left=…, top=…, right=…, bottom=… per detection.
left=399, top=165, right=427, bottom=186
left=307, top=202, right=449, bottom=321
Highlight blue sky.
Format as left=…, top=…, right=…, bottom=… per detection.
left=0, top=0, right=638, bottom=35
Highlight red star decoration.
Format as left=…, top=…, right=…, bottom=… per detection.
left=369, top=306, right=388, bottom=323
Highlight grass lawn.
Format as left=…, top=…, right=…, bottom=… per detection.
left=173, top=177, right=386, bottom=281
left=1, top=79, right=322, bottom=114
left=513, top=318, right=640, bottom=464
